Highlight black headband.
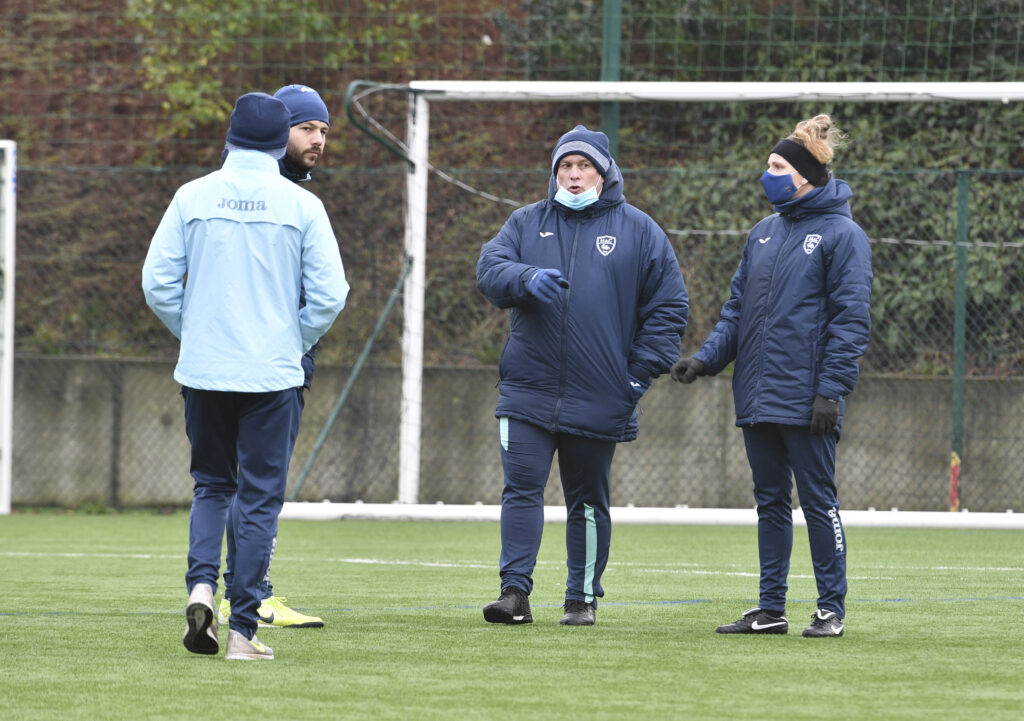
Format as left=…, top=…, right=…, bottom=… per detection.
left=771, top=138, right=829, bottom=187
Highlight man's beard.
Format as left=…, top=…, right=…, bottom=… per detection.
left=284, top=151, right=314, bottom=173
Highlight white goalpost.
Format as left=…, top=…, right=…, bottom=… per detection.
left=0, top=140, right=16, bottom=515
left=284, top=81, right=1024, bottom=527
left=404, top=80, right=1024, bottom=103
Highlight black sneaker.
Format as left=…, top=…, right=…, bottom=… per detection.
left=802, top=609, right=844, bottom=637
left=715, top=607, right=788, bottom=634
left=483, top=586, right=532, bottom=624
left=559, top=599, right=596, bottom=626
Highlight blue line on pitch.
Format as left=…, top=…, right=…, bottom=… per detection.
left=3, top=596, right=1023, bottom=618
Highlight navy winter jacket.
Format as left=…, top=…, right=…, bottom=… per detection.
left=694, top=178, right=872, bottom=429
left=477, top=162, right=689, bottom=442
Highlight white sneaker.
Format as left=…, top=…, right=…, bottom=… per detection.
left=225, top=629, right=274, bottom=660
left=183, top=583, right=218, bottom=655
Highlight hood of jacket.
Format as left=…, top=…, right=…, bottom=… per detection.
left=547, top=158, right=625, bottom=215
left=221, top=146, right=312, bottom=183
left=772, top=177, right=853, bottom=220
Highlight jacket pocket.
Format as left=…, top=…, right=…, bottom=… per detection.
left=627, top=374, right=649, bottom=404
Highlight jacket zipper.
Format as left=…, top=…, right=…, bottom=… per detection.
left=752, top=217, right=792, bottom=423
left=552, top=215, right=579, bottom=430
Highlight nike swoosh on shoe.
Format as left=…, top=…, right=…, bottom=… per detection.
left=750, top=619, right=786, bottom=630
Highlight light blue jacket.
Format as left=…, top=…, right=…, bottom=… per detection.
left=142, top=150, right=349, bottom=392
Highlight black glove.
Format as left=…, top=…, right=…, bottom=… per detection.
left=810, top=394, right=839, bottom=434
left=670, top=357, right=706, bottom=384
left=525, top=268, right=568, bottom=304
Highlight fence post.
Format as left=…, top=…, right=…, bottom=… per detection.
left=950, top=170, right=969, bottom=511
left=110, top=362, right=123, bottom=509
left=600, top=0, right=622, bottom=158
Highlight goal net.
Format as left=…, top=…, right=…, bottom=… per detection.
left=284, top=80, right=1024, bottom=523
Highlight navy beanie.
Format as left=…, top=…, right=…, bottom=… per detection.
left=551, top=125, right=612, bottom=176
left=225, top=92, right=290, bottom=157
left=274, top=84, right=331, bottom=127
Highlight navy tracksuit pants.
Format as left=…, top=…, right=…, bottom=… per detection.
left=222, top=389, right=305, bottom=603
left=742, top=423, right=847, bottom=618
left=182, top=387, right=302, bottom=639
left=222, top=350, right=313, bottom=603
left=497, top=417, right=616, bottom=605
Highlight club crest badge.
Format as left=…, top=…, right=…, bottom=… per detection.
left=803, top=234, right=822, bottom=255
left=596, top=235, right=617, bottom=256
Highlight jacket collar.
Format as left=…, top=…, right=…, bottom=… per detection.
left=222, top=149, right=281, bottom=173
left=278, top=154, right=312, bottom=183
left=774, top=177, right=854, bottom=220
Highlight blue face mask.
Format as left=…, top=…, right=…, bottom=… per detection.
left=760, top=170, right=799, bottom=205
left=555, top=181, right=601, bottom=210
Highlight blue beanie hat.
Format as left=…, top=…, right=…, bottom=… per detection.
left=274, top=84, right=331, bottom=127
left=225, top=92, right=290, bottom=158
left=551, top=125, right=612, bottom=176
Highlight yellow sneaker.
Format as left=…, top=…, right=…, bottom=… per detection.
left=216, top=595, right=324, bottom=628
left=257, top=596, right=324, bottom=629
left=217, top=597, right=231, bottom=625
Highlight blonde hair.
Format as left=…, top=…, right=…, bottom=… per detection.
left=789, top=114, right=848, bottom=165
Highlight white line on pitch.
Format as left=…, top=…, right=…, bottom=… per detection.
left=2, top=551, right=1021, bottom=575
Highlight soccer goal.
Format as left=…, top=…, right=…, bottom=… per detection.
left=0, top=140, right=16, bottom=515
left=287, top=80, right=1024, bottom=527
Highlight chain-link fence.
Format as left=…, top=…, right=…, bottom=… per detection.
left=10, top=161, right=1024, bottom=512
left=5, top=1, right=1024, bottom=511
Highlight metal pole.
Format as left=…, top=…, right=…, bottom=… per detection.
left=600, top=0, right=622, bottom=159
left=950, top=170, right=969, bottom=511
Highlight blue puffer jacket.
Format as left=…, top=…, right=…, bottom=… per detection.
left=694, top=178, right=872, bottom=429
left=477, top=162, right=689, bottom=442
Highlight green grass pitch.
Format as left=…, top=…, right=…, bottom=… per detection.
left=1, top=512, right=1022, bottom=720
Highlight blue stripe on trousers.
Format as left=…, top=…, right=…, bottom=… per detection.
left=496, top=417, right=614, bottom=604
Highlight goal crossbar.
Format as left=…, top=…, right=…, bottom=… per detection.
left=407, top=80, right=1024, bottom=103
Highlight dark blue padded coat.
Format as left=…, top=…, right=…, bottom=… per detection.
left=477, top=161, right=689, bottom=442
left=694, top=178, right=873, bottom=429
